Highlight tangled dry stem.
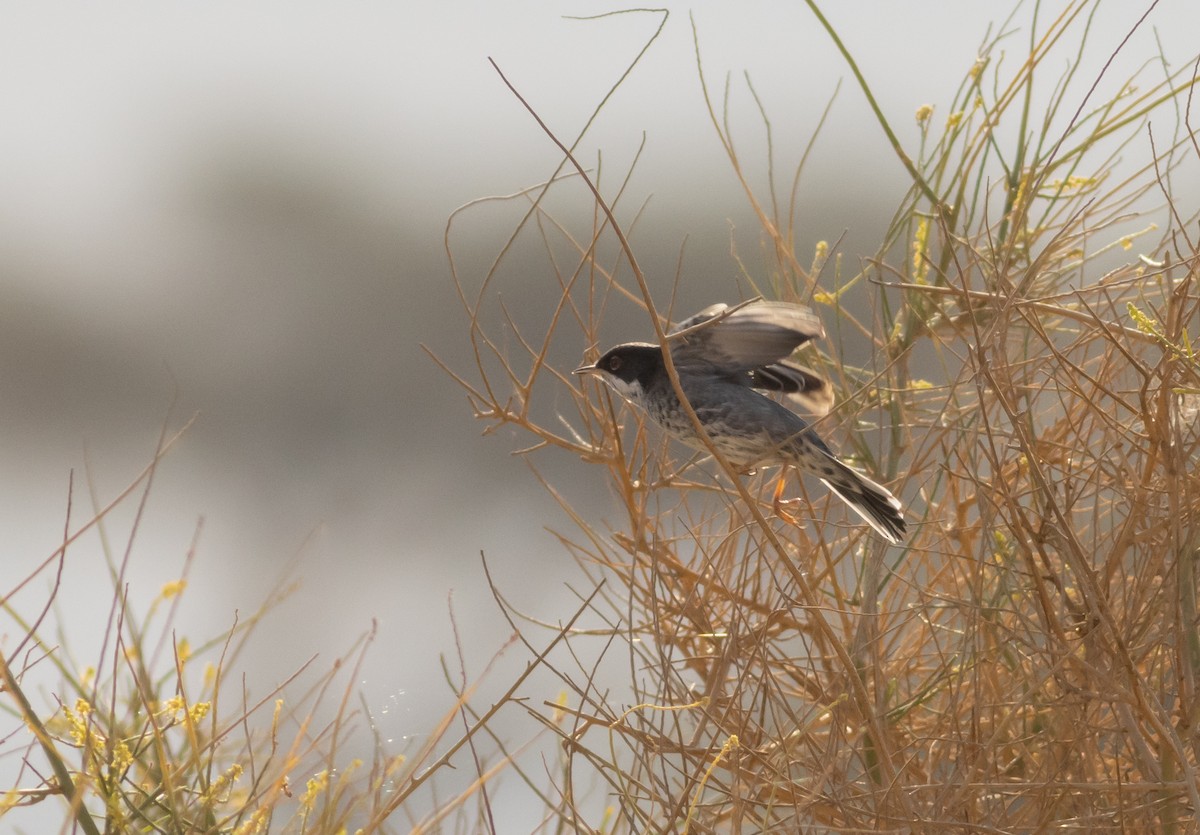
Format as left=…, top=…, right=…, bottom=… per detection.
left=438, top=5, right=1200, bottom=831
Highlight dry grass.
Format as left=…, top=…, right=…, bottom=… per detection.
left=0, top=418, right=576, bottom=832
left=5, top=2, right=1200, bottom=833
left=436, top=3, right=1200, bottom=832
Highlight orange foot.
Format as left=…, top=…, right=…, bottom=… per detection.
left=769, top=465, right=802, bottom=525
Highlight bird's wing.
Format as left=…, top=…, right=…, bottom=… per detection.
left=668, top=300, right=825, bottom=373
left=750, top=359, right=835, bottom=416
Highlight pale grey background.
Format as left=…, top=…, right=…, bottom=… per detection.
left=2, top=2, right=1196, bottom=829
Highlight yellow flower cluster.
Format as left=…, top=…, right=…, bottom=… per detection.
left=233, top=807, right=270, bottom=835
left=300, top=769, right=330, bottom=812
left=1045, top=175, right=1097, bottom=191
left=159, top=695, right=211, bottom=724
left=160, top=579, right=187, bottom=599
left=204, top=763, right=244, bottom=804
left=110, top=739, right=134, bottom=773
left=912, top=218, right=930, bottom=283
left=63, top=698, right=92, bottom=746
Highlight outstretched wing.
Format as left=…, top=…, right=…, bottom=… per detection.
left=750, top=359, right=835, bottom=417
left=669, top=301, right=824, bottom=371
left=669, top=300, right=833, bottom=415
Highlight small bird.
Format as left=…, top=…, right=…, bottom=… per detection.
left=574, top=300, right=906, bottom=543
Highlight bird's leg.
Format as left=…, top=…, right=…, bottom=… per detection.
left=771, top=464, right=801, bottom=525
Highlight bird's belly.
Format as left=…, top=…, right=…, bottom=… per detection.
left=697, top=432, right=777, bottom=468
left=648, top=401, right=777, bottom=468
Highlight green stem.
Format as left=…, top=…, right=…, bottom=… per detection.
left=0, top=654, right=103, bottom=835
left=802, top=0, right=948, bottom=219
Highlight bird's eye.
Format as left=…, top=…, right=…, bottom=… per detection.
left=608, top=356, right=622, bottom=371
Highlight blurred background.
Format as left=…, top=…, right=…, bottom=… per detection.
left=3, top=0, right=1198, bottom=825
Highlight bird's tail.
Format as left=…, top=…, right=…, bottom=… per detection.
left=819, top=454, right=907, bottom=544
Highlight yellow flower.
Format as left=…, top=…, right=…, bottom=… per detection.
left=1043, top=175, right=1096, bottom=193
left=111, top=740, right=133, bottom=773
left=1128, top=303, right=1162, bottom=338
left=204, top=763, right=243, bottom=803
left=946, top=111, right=963, bottom=129
left=915, top=104, right=933, bottom=124
left=233, top=807, right=270, bottom=835
left=160, top=579, right=187, bottom=599
left=301, top=769, right=329, bottom=812
left=384, top=754, right=407, bottom=779
left=65, top=699, right=93, bottom=746
left=912, top=218, right=930, bottom=282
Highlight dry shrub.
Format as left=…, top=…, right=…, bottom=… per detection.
left=440, top=3, right=1200, bottom=832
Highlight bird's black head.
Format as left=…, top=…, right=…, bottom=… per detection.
left=574, top=342, right=664, bottom=400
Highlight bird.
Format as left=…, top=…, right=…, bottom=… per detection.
left=573, top=299, right=906, bottom=543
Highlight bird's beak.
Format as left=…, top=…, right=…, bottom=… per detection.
left=573, top=362, right=600, bottom=376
